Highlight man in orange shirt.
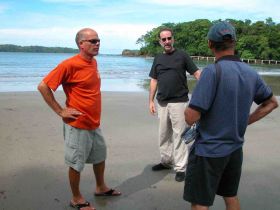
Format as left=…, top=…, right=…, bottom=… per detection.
left=38, top=28, right=121, bottom=210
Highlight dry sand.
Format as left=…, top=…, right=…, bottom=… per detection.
left=0, top=91, right=279, bottom=210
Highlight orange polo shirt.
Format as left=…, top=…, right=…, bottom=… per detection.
left=43, top=54, right=101, bottom=130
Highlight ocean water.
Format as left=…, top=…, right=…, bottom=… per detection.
left=0, top=52, right=280, bottom=93
left=0, top=52, right=153, bottom=92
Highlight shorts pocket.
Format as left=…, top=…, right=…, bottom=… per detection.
left=64, top=125, right=79, bottom=164
left=65, top=143, right=79, bottom=164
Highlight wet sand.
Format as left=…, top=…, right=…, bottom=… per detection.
left=0, top=91, right=279, bottom=210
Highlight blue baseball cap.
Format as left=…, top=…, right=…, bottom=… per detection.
left=207, top=21, right=236, bottom=42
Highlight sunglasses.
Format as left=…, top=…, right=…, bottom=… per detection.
left=83, top=39, right=100, bottom=45
left=161, top=37, right=172, bottom=42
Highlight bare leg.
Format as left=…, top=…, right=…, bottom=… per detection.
left=69, top=167, right=96, bottom=210
left=93, top=161, right=108, bottom=192
left=93, top=161, right=121, bottom=195
left=191, top=204, right=209, bottom=210
left=69, top=167, right=84, bottom=202
left=224, top=196, right=241, bottom=210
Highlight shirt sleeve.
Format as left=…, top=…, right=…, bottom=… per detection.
left=149, top=56, right=158, bottom=79
left=189, top=65, right=217, bottom=113
left=43, top=62, right=68, bottom=91
left=183, top=52, right=199, bottom=75
left=254, top=75, right=273, bottom=105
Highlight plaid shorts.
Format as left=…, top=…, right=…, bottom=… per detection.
left=63, top=123, right=107, bottom=172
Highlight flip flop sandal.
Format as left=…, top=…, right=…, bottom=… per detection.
left=70, top=201, right=96, bottom=210
left=94, top=189, right=121, bottom=197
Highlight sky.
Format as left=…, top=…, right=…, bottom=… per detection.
left=0, top=0, right=279, bottom=54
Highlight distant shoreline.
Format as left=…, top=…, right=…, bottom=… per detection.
left=2, top=47, right=280, bottom=66
left=0, top=44, right=78, bottom=53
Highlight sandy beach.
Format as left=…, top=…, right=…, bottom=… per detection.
left=0, top=91, right=279, bottom=210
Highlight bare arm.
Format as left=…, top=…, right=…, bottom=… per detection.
left=184, top=70, right=201, bottom=122
left=248, top=96, right=278, bottom=125
left=184, top=107, right=201, bottom=126
left=149, top=78, right=158, bottom=115
left=37, top=81, right=82, bottom=120
left=193, top=69, right=201, bottom=80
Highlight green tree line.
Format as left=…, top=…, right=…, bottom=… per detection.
left=0, top=44, right=78, bottom=53
left=136, top=18, right=280, bottom=60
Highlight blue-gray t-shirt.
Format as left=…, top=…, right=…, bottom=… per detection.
left=189, top=55, right=273, bottom=157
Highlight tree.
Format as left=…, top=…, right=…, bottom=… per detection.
left=136, top=18, right=280, bottom=60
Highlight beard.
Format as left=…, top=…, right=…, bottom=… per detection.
left=163, top=43, right=174, bottom=53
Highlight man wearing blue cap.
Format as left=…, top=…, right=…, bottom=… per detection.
left=183, top=21, right=278, bottom=209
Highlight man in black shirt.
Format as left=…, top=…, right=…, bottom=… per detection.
left=149, top=28, right=201, bottom=182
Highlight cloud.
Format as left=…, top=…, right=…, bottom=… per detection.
left=0, top=27, right=77, bottom=48
left=144, top=0, right=259, bottom=7
left=97, top=23, right=156, bottom=48
left=0, top=23, right=155, bottom=53
left=141, top=0, right=280, bottom=18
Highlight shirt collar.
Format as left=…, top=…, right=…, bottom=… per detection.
left=215, top=55, right=241, bottom=63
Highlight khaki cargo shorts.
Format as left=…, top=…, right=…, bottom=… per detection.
left=63, top=123, right=107, bottom=172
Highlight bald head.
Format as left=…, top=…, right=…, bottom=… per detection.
left=75, top=28, right=98, bottom=48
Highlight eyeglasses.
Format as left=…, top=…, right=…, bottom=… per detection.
left=161, top=37, right=172, bottom=42
left=82, top=39, right=100, bottom=45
